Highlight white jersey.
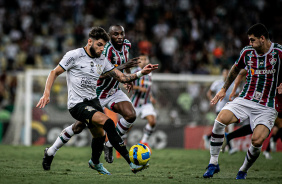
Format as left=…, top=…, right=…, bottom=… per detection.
left=210, top=79, right=239, bottom=113
left=59, top=48, right=114, bottom=109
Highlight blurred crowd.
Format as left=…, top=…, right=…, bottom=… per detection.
left=1, top=0, right=282, bottom=109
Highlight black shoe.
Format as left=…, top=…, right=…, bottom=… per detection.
left=42, top=147, right=54, bottom=170
left=104, top=144, right=114, bottom=163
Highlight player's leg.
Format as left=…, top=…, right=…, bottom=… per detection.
left=263, top=125, right=278, bottom=159
left=203, top=109, right=238, bottom=178
left=237, top=124, right=270, bottom=179
left=104, top=100, right=136, bottom=163
left=87, top=125, right=111, bottom=175
left=42, top=121, right=86, bottom=170
left=222, top=124, right=252, bottom=152
left=91, top=111, right=148, bottom=173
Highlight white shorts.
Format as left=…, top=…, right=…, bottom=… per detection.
left=99, top=90, right=131, bottom=110
left=221, top=97, right=277, bottom=132
left=135, top=103, right=157, bottom=119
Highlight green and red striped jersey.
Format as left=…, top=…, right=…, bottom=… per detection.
left=130, top=67, right=152, bottom=107
left=96, top=39, right=131, bottom=99
left=235, top=43, right=282, bottom=108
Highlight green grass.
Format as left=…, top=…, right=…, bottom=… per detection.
left=0, top=145, right=282, bottom=184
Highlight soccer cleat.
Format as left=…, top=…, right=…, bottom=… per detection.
left=130, top=162, right=149, bottom=174
left=203, top=164, right=220, bottom=178
left=202, top=135, right=210, bottom=150
left=263, top=151, right=272, bottom=159
left=88, top=160, right=111, bottom=175
left=221, top=133, right=229, bottom=153
left=236, top=171, right=247, bottom=179
left=228, top=148, right=238, bottom=155
left=42, top=147, right=54, bottom=171
left=104, top=143, right=114, bottom=163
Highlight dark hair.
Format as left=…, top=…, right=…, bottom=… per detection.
left=108, top=25, right=124, bottom=33
left=89, top=27, right=110, bottom=42
left=247, top=23, right=269, bottom=39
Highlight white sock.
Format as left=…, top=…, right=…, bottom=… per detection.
left=209, top=120, right=226, bottom=165
left=141, top=124, right=154, bottom=143
left=116, top=118, right=133, bottom=136
left=47, top=124, right=74, bottom=156
left=239, top=144, right=261, bottom=172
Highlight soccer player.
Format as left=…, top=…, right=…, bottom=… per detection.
left=36, top=27, right=158, bottom=174
left=222, top=69, right=282, bottom=159
left=203, top=23, right=282, bottom=179
left=203, top=66, right=239, bottom=154
left=130, top=55, right=157, bottom=148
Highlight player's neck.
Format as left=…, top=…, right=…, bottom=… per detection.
left=258, top=40, right=272, bottom=56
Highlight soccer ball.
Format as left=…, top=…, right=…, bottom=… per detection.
left=129, top=143, right=151, bottom=165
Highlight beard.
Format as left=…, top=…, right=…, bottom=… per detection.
left=90, top=46, right=99, bottom=58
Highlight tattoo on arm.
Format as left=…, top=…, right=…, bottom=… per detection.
left=108, top=68, right=137, bottom=83
left=222, top=65, right=240, bottom=90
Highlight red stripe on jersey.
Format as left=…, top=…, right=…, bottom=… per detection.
left=134, top=92, right=142, bottom=107
left=100, top=80, right=117, bottom=98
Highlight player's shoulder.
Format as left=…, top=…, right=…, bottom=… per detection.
left=123, top=39, right=131, bottom=48
left=103, top=42, right=113, bottom=56
left=273, top=43, right=282, bottom=51
left=239, top=45, right=254, bottom=56
left=65, top=48, right=84, bottom=58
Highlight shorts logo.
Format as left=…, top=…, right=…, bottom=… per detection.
left=85, top=106, right=95, bottom=112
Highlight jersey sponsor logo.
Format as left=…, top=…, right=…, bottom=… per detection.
left=81, top=77, right=95, bottom=87
left=65, top=57, right=74, bottom=66
left=251, top=69, right=276, bottom=75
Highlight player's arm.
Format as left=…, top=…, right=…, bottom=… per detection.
left=278, top=83, right=282, bottom=94
left=36, top=65, right=65, bottom=108
left=107, top=64, right=158, bottom=83
left=211, top=64, right=240, bottom=105
left=99, top=57, right=140, bottom=79
left=229, top=69, right=246, bottom=101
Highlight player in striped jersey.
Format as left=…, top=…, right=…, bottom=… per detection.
left=37, top=27, right=158, bottom=174
left=96, top=25, right=142, bottom=163
left=203, top=23, right=282, bottom=179
left=130, top=55, right=157, bottom=148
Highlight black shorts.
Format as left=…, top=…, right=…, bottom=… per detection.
left=69, top=98, right=104, bottom=127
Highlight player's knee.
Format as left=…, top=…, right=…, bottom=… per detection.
left=72, top=121, right=86, bottom=134
left=124, top=111, right=136, bottom=123
left=251, top=136, right=264, bottom=147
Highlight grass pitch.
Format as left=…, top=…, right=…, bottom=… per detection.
left=0, top=145, right=282, bottom=184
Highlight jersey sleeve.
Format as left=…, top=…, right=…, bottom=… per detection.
left=59, top=50, right=77, bottom=71
left=102, top=57, right=115, bottom=74
left=234, top=47, right=248, bottom=69
left=210, top=81, right=218, bottom=92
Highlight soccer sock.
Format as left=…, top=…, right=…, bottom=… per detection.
left=209, top=120, right=226, bottom=165
left=116, top=118, right=133, bottom=137
left=141, top=123, right=155, bottom=143
left=91, top=136, right=106, bottom=164
left=47, top=124, right=74, bottom=156
left=239, top=144, right=261, bottom=172
left=103, top=119, right=131, bottom=164
left=227, top=124, right=252, bottom=141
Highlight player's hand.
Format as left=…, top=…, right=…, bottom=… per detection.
left=36, top=95, right=50, bottom=108
left=211, top=88, right=226, bottom=105
left=229, top=90, right=236, bottom=101
left=123, top=57, right=140, bottom=69
left=124, top=82, right=134, bottom=93
left=141, top=64, right=158, bottom=75
left=277, top=83, right=282, bottom=94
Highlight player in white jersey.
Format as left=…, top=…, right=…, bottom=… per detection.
left=203, top=67, right=239, bottom=154
left=203, top=23, right=281, bottom=180
left=36, top=27, right=158, bottom=175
